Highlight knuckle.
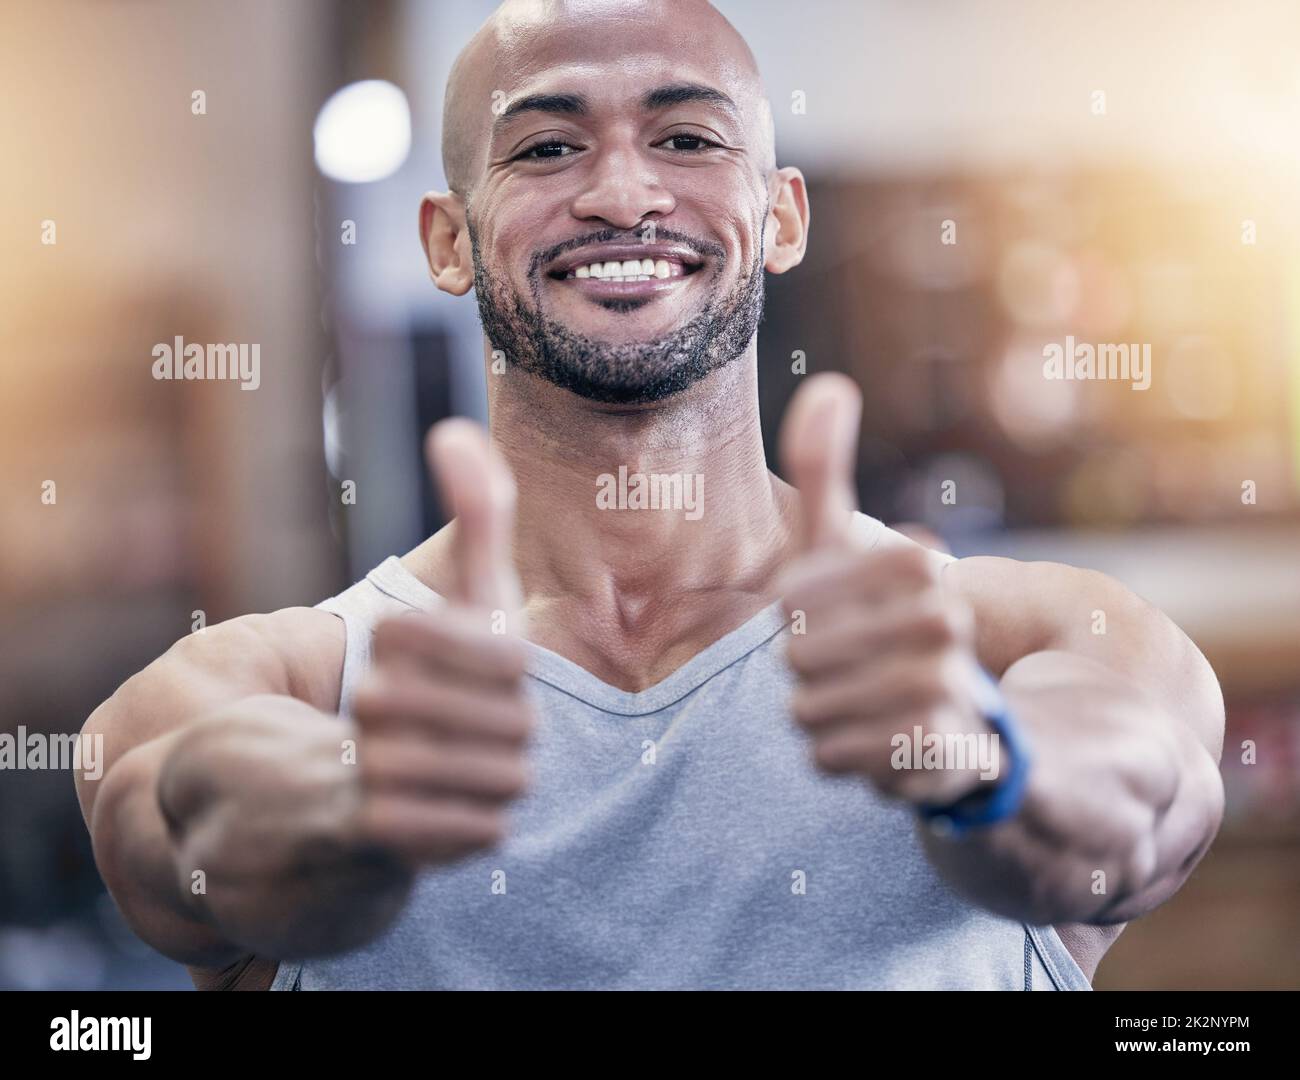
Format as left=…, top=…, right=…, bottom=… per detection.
left=356, top=739, right=387, bottom=784
left=493, top=636, right=529, bottom=681
left=494, top=698, right=536, bottom=742
left=891, top=543, right=937, bottom=582
left=476, top=809, right=508, bottom=847
left=849, top=547, right=880, bottom=576
left=812, top=735, right=853, bottom=773
left=913, top=599, right=955, bottom=644
left=514, top=701, right=538, bottom=739
left=919, top=655, right=953, bottom=701
left=350, top=676, right=390, bottom=720
left=370, top=620, right=399, bottom=656
left=786, top=636, right=814, bottom=674
left=939, top=654, right=973, bottom=702
left=354, top=794, right=395, bottom=845
left=372, top=616, right=419, bottom=658
left=811, top=737, right=839, bottom=771
left=919, top=677, right=949, bottom=711
left=497, top=759, right=530, bottom=799
left=917, top=702, right=950, bottom=735
left=790, top=688, right=821, bottom=729
left=894, top=769, right=938, bottom=803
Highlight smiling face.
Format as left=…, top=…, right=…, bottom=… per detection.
left=426, top=0, right=806, bottom=405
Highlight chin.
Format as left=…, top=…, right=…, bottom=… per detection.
left=551, top=305, right=689, bottom=342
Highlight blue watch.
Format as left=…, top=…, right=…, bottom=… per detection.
left=916, top=664, right=1032, bottom=838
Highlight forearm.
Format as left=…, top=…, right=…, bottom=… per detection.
left=96, top=695, right=413, bottom=964
left=921, top=649, right=1225, bottom=924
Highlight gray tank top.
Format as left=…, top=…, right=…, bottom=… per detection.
left=272, top=512, right=1090, bottom=990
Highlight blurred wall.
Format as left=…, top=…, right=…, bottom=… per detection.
left=0, top=0, right=343, bottom=987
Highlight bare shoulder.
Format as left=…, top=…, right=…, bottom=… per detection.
left=876, top=527, right=1208, bottom=699
left=869, top=520, right=961, bottom=577
left=874, top=523, right=1104, bottom=635
left=114, top=605, right=346, bottom=717
left=78, top=606, right=346, bottom=819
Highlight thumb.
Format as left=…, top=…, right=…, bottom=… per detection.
left=779, top=372, right=863, bottom=551
left=425, top=418, right=523, bottom=619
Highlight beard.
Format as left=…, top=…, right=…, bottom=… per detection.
left=468, top=223, right=765, bottom=405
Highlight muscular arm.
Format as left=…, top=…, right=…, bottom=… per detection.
left=75, top=608, right=414, bottom=971
left=921, top=555, right=1226, bottom=937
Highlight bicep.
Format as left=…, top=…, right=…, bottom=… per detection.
left=76, top=606, right=343, bottom=826
left=944, top=555, right=1224, bottom=762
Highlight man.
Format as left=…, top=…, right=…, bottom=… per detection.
left=77, top=0, right=1224, bottom=990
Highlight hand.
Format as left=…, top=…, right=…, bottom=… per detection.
left=350, top=418, right=534, bottom=865
left=777, top=373, right=996, bottom=807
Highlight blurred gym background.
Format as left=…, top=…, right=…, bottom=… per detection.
left=1, top=0, right=1296, bottom=989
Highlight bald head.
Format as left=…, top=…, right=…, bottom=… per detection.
left=441, top=0, right=775, bottom=197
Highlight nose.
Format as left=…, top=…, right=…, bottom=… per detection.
left=568, top=144, right=675, bottom=230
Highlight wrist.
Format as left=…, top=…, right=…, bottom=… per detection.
left=916, top=664, right=1033, bottom=838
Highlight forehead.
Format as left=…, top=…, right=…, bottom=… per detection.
left=476, top=4, right=759, bottom=109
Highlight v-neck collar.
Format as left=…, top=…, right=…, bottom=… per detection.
left=363, top=511, right=884, bottom=717
left=364, top=555, right=789, bottom=717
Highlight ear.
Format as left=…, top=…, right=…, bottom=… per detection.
left=419, top=190, right=474, bottom=296
left=763, top=167, right=810, bottom=275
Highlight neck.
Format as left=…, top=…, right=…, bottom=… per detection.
left=490, top=345, right=798, bottom=616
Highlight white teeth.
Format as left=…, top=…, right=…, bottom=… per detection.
left=566, top=257, right=681, bottom=283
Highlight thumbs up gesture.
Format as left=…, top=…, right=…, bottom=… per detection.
left=349, top=419, right=534, bottom=865
left=777, top=374, right=993, bottom=807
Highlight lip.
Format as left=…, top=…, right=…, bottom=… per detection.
left=552, top=274, right=687, bottom=300
left=545, top=243, right=705, bottom=278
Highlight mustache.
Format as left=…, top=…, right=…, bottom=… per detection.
left=527, top=226, right=727, bottom=278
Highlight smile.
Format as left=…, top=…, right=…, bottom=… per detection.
left=563, top=258, right=688, bottom=282
left=544, top=244, right=705, bottom=297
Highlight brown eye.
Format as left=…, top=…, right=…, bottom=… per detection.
left=658, top=134, right=719, bottom=152
left=516, top=141, right=578, bottom=161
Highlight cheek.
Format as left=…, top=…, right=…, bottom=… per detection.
left=679, top=180, right=766, bottom=266
left=470, top=192, right=535, bottom=275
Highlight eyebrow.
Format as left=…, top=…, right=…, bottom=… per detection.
left=493, top=82, right=738, bottom=135
left=495, top=92, right=589, bottom=127
left=641, top=82, right=737, bottom=116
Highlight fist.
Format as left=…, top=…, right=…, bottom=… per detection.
left=777, top=374, right=996, bottom=807
left=350, top=419, right=534, bottom=865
